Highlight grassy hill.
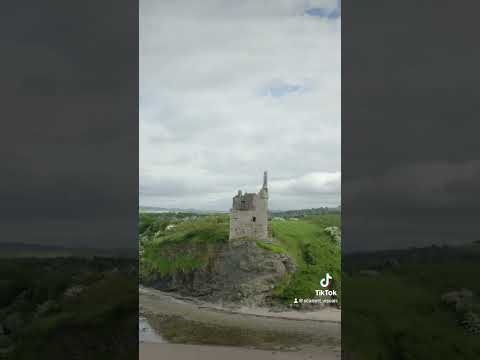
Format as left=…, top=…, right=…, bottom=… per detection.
left=270, top=214, right=341, bottom=303
left=0, top=257, right=137, bottom=359
left=343, top=245, right=480, bottom=359
left=140, top=214, right=229, bottom=277
left=139, top=212, right=341, bottom=305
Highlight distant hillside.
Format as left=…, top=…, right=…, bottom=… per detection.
left=0, top=242, right=136, bottom=259
left=139, top=206, right=339, bottom=217
left=343, top=241, right=480, bottom=274
left=269, top=207, right=341, bottom=218
left=139, top=206, right=227, bottom=214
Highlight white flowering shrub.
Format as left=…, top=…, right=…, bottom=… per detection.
left=324, top=226, right=341, bottom=244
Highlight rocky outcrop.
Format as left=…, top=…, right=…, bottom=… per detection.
left=144, top=239, right=297, bottom=307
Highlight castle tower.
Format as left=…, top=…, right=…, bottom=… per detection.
left=229, top=171, right=269, bottom=241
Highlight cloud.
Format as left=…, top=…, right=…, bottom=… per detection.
left=305, top=0, right=341, bottom=19
left=346, top=160, right=480, bottom=213
left=140, top=0, right=340, bottom=210
left=308, top=0, right=338, bottom=7
left=343, top=160, right=480, bottom=252
left=272, top=172, right=340, bottom=195
left=258, top=79, right=312, bottom=97
left=1, top=0, right=138, bottom=250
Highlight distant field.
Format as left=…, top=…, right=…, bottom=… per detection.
left=139, top=212, right=341, bottom=304
left=343, top=246, right=480, bottom=359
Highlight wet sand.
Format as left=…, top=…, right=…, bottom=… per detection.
left=139, top=315, right=165, bottom=343
left=139, top=286, right=341, bottom=359
left=140, top=287, right=340, bottom=332
left=140, top=343, right=340, bottom=360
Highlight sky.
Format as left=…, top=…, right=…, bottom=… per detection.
left=342, top=2, right=480, bottom=252
left=4, top=0, right=478, bottom=254
left=140, top=0, right=341, bottom=211
left=1, top=1, right=138, bottom=250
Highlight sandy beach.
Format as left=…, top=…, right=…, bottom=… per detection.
left=140, top=343, right=340, bottom=360
left=139, top=286, right=341, bottom=359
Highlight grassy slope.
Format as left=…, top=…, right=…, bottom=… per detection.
left=139, top=213, right=341, bottom=304
left=343, top=257, right=480, bottom=359
left=0, top=258, right=137, bottom=360
left=270, top=215, right=341, bottom=304
left=14, top=273, right=138, bottom=360
left=140, top=215, right=229, bottom=281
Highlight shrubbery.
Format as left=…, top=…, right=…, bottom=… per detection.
left=139, top=212, right=341, bottom=305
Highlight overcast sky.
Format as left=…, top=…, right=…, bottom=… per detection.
left=1, top=1, right=138, bottom=250
left=140, top=0, right=341, bottom=211
left=342, top=2, right=480, bottom=252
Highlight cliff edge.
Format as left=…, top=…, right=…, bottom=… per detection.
left=141, top=238, right=296, bottom=307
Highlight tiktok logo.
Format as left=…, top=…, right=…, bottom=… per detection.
left=320, top=273, right=333, bottom=288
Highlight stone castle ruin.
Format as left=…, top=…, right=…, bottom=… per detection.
left=229, top=171, right=269, bottom=241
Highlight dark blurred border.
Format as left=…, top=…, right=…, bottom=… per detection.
left=1, top=1, right=138, bottom=359
left=342, top=1, right=480, bottom=359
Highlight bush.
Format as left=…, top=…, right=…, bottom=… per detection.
left=301, top=242, right=317, bottom=265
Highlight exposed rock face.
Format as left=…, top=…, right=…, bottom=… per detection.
left=145, top=239, right=297, bottom=307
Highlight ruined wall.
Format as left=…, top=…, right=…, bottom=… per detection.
left=232, top=193, right=256, bottom=210
left=229, top=208, right=258, bottom=240
left=229, top=193, right=268, bottom=241
left=229, top=172, right=269, bottom=241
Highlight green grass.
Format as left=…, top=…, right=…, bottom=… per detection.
left=255, top=241, right=287, bottom=254
left=269, top=216, right=341, bottom=304
left=140, top=215, right=229, bottom=281
left=14, top=272, right=138, bottom=360
left=0, top=258, right=137, bottom=360
left=343, top=260, right=480, bottom=359
left=140, top=212, right=341, bottom=305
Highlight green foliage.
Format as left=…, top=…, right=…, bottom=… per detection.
left=0, top=257, right=137, bottom=360
left=343, top=260, right=480, bottom=360
left=301, top=242, right=317, bottom=265
left=270, top=215, right=341, bottom=304
left=138, top=213, right=169, bottom=238
left=0, top=264, right=34, bottom=307
left=255, top=241, right=287, bottom=254
left=31, top=271, right=73, bottom=304
left=139, top=214, right=229, bottom=281
left=139, top=212, right=341, bottom=305
left=269, top=207, right=340, bottom=218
